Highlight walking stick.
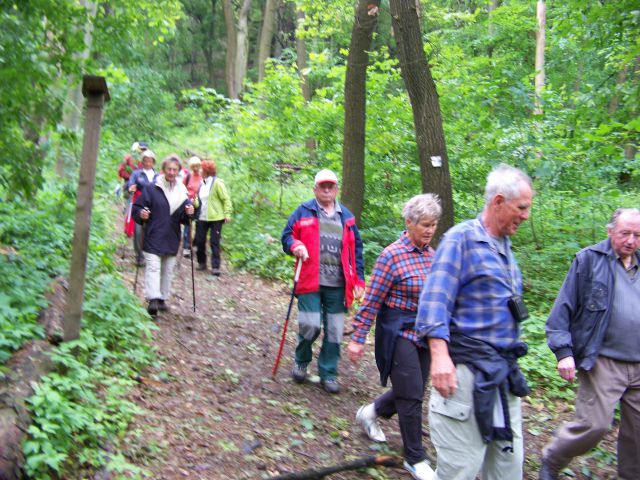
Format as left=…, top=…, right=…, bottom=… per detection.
left=189, top=218, right=196, bottom=312
left=268, top=455, right=403, bottom=479
left=271, top=259, right=302, bottom=379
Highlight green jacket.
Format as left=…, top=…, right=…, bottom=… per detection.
left=205, top=177, right=232, bottom=221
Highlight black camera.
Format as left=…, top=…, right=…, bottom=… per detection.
left=508, top=295, right=529, bottom=323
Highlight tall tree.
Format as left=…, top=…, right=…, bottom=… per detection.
left=341, top=0, right=380, bottom=223
left=388, top=0, right=454, bottom=234
left=258, top=0, right=278, bottom=82
left=222, top=0, right=252, bottom=98
left=534, top=0, right=546, bottom=115
left=56, top=0, right=99, bottom=177
left=487, top=0, right=499, bottom=57
left=295, top=8, right=311, bottom=102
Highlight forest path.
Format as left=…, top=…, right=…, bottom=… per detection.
left=116, top=247, right=397, bottom=479
left=114, top=241, right=617, bottom=480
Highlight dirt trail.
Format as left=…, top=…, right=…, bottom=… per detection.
left=116, top=248, right=617, bottom=480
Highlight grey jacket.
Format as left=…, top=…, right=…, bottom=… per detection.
left=545, top=239, right=639, bottom=371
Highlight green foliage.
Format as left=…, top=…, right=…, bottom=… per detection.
left=0, top=183, right=77, bottom=364
left=103, top=66, right=178, bottom=143
left=0, top=178, right=156, bottom=477
left=0, top=1, right=84, bottom=198
left=179, top=87, right=232, bottom=118
left=22, top=258, right=155, bottom=478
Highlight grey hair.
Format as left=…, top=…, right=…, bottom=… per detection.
left=607, top=208, right=640, bottom=230
left=161, top=154, right=182, bottom=172
left=484, top=164, right=533, bottom=205
left=402, top=193, right=442, bottom=224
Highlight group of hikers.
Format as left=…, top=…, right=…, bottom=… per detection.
left=281, top=165, right=639, bottom=480
left=117, top=149, right=639, bottom=480
left=117, top=141, right=232, bottom=315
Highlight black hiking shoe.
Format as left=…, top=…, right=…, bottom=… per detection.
left=158, top=299, right=168, bottom=312
left=291, top=363, right=307, bottom=383
left=210, top=268, right=221, bottom=276
left=196, top=263, right=207, bottom=271
left=321, top=378, right=340, bottom=394
left=147, top=299, right=159, bottom=316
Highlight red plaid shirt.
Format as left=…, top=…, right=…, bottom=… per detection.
left=352, top=232, right=434, bottom=345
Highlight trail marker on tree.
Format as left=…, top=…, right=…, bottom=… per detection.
left=63, top=75, right=110, bottom=342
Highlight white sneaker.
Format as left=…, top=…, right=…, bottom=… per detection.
left=183, top=249, right=191, bottom=258
left=355, top=403, right=386, bottom=442
left=403, top=459, right=435, bottom=480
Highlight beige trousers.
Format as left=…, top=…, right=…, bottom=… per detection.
left=429, top=364, right=524, bottom=480
left=543, top=355, right=640, bottom=480
left=143, top=252, right=177, bottom=301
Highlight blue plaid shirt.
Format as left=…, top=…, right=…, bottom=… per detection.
left=415, top=216, right=523, bottom=349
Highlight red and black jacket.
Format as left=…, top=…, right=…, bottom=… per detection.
left=281, top=199, right=365, bottom=308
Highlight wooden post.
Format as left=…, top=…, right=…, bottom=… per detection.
left=63, top=75, right=110, bottom=341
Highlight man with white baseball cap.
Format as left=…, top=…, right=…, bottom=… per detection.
left=281, top=169, right=366, bottom=394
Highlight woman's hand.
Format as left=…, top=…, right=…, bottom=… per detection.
left=346, top=340, right=364, bottom=363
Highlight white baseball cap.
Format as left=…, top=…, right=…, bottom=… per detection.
left=314, top=169, right=338, bottom=185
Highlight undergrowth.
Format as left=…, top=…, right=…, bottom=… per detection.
left=1, top=180, right=157, bottom=479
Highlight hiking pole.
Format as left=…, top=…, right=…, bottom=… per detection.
left=189, top=218, right=196, bottom=312
left=271, top=259, right=302, bottom=379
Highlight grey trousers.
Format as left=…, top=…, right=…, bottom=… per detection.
left=429, top=364, right=524, bottom=480
left=543, top=356, right=640, bottom=480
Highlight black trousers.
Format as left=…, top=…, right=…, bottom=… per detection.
left=194, top=220, right=224, bottom=269
left=374, top=336, right=430, bottom=465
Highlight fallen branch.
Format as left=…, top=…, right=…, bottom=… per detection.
left=268, top=455, right=403, bottom=479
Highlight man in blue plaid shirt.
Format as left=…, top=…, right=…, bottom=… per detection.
left=416, top=164, right=534, bottom=480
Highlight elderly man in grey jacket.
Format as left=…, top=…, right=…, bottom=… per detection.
left=541, top=207, right=640, bottom=480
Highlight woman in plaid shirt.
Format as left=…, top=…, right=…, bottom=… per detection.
left=346, top=193, right=441, bottom=480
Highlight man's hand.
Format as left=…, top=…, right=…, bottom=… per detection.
left=185, top=204, right=195, bottom=216
left=429, top=338, right=457, bottom=398
left=128, top=184, right=137, bottom=193
left=346, top=340, right=364, bottom=363
left=354, top=285, right=365, bottom=301
left=292, top=244, right=309, bottom=261
left=140, top=207, right=150, bottom=220
left=224, top=217, right=231, bottom=223
left=557, top=356, right=576, bottom=382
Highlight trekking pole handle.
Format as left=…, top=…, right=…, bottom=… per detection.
left=294, top=258, right=302, bottom=283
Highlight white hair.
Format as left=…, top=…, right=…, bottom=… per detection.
left=402, top=193, right=442, bottom=224
left=484, top=164, right=533, bottom=205
left=607, top=208, right=640, bottom=230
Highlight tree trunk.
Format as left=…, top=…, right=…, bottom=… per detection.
left=222, top=0, right=238, bottom=98
left=341, top=0, right=380, bottom=224
left=534, top=0, right=546, bottom=116
left=202, top=0, right=218, bottom=86
left=388, top=0, right=454, bottom=236
left=235, top=0, right=252, bottom=97
left=295, top=9, right=311, bottom=102
left=487, top=0, right=499, bottom=57
left=295, top=9, right=316, bottom=157
left=56, top=0, right=98, bottom=177
left=258, top=0, right=278, bottom=82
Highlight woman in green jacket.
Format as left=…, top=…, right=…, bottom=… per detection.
left=194, top=159, right=232, bottom=276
